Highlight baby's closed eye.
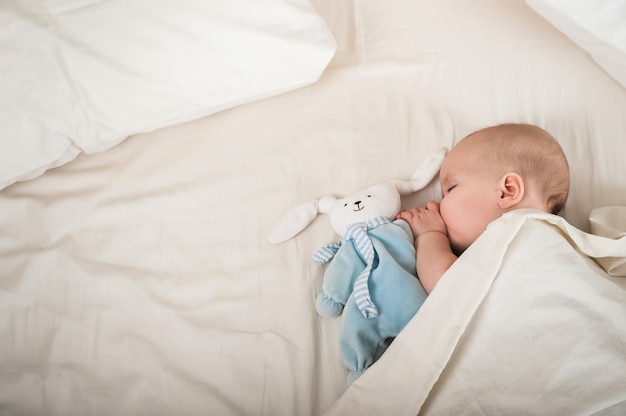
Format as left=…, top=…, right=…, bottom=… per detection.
left=444, top=184, right=457, bottom=194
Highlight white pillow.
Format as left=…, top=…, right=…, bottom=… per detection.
left=0, top=0, right=336, bottom=190
left=525, top=0, right=626, bottom=88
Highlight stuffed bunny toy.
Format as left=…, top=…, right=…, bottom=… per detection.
left=268, top=148, right=446, bottom=385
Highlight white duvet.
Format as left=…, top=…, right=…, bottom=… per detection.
left=325, top=209, right=626, bottom=415
left=0, top=0, right=335, bottom=190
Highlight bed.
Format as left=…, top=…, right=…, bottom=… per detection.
left=1, top=0, right=626, bottom=415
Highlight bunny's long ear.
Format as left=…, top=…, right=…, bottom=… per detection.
left=392, top=147, right=447, bottom=196
left=267, top=196, right=337, bottom=244
left=267, top=200, right=319, bottom=244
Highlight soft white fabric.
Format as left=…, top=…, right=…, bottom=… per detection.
left=325, top=210, right=626, bottom=415
left=1, top=0, right=626, bottom=415
left=590, top=206, right=626, bottom=280
left=525, top=0, right=626, bottom=88
left=0, top=0, right=336, bottom=190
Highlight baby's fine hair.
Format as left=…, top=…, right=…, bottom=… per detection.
left=466, top=123, right=570, bottom=214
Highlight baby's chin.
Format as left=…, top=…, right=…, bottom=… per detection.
left=449, top=239, right=468, bottom=256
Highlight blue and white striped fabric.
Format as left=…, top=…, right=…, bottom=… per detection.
left=312, top=242, right=342, bottom=265
left=312, top=217, right=391, bottom=319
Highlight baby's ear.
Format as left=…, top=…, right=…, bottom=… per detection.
left=498, top=173, right=525, bottom=209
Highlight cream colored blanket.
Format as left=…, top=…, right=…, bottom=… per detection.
left=325, top=208, right=626, bottom=415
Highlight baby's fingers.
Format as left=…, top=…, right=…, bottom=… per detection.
left=397, top=208, right=418, bottom=221
left=426, top=200, right=441, bottom=212
left=396, top=211, right=411, bottom=221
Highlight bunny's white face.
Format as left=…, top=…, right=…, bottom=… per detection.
left=329, top=183, right=402, bottom=237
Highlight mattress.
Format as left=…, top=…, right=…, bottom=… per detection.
left=1, top=0, right=625, bottom=415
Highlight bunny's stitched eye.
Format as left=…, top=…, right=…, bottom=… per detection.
left=344, top=203, right=348, bottom=207
left=367, top=195, right=371, bottom=198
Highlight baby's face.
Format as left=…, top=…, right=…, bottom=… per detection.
left=438, top=146, right=504, bottom=253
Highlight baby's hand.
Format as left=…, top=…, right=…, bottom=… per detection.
left=396, top=201, right=447, bottom=238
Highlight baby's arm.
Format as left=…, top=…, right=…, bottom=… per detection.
left=397, top=201, right=457, bottom=293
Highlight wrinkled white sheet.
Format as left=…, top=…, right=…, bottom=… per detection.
left=1, top=0, right=626, bottom=415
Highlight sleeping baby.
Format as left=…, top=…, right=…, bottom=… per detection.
left=398, top=123, right=571, bottom=293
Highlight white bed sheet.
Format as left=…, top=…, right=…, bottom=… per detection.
left=1, top=0, right=626, bottom=415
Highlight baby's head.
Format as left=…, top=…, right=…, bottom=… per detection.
left=438, top=123, right=570, bottom=253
